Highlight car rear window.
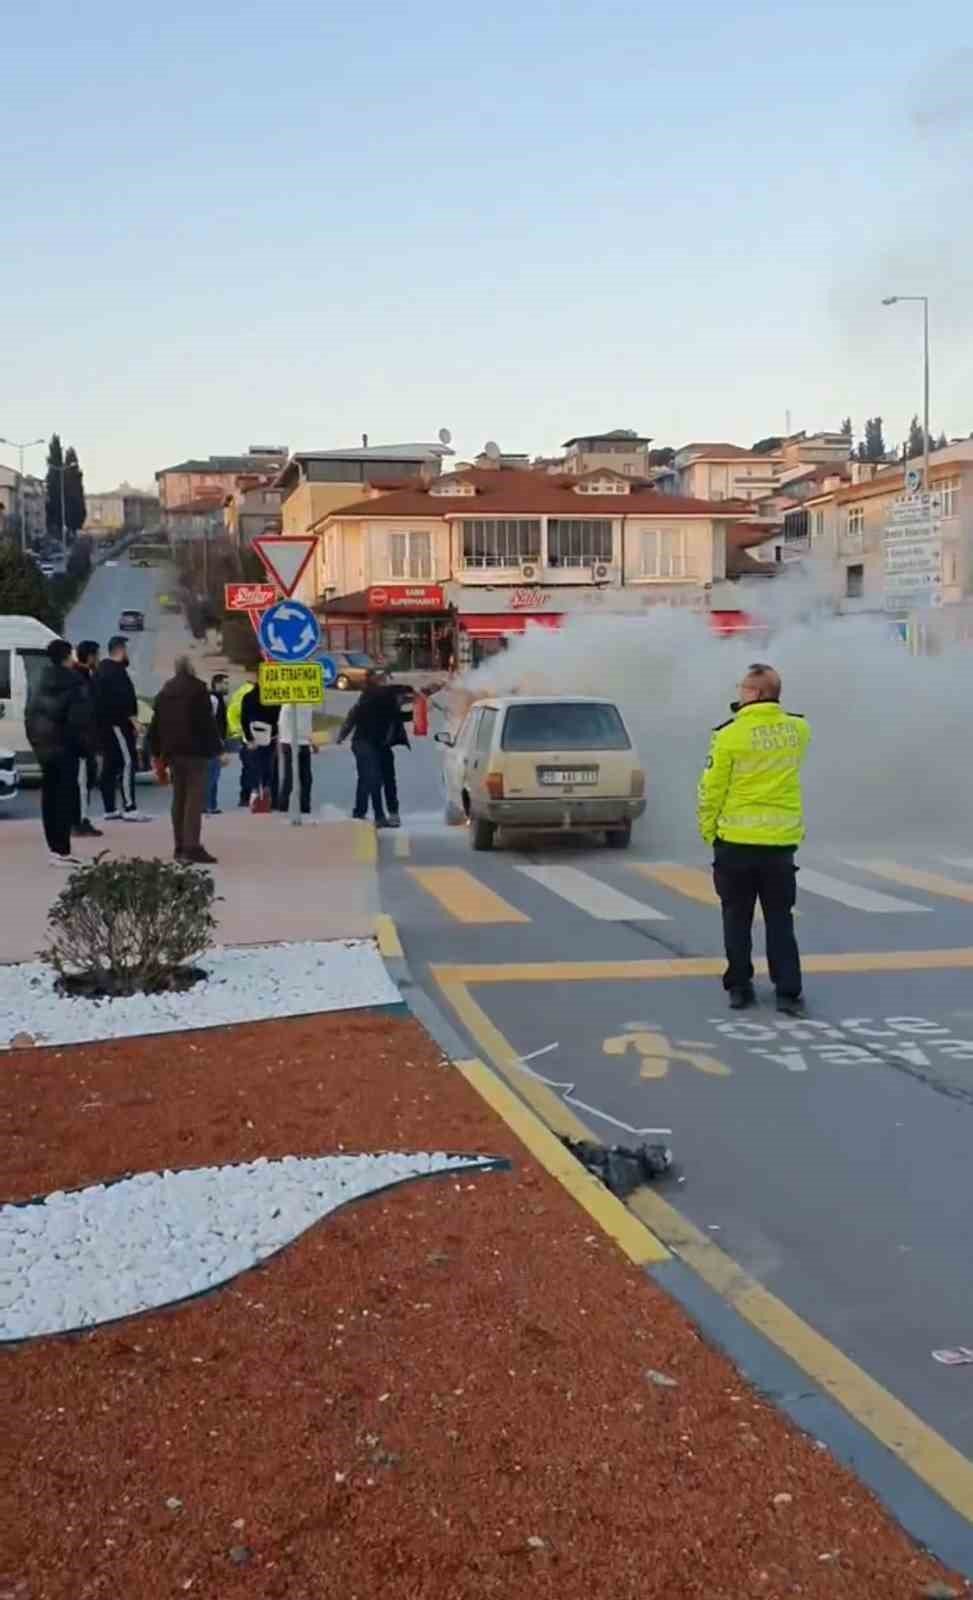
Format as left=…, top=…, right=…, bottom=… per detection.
left=345, top=652, right=372, bottom=667
left=500, top=703, right=631, bottom=752
left=121, top=611, right=142, bottom=622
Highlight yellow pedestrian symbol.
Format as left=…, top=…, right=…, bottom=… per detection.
left=603, top=1024, right=731, bottom=1080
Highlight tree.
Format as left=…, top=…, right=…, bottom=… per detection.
left=648, top=446, right=674, bottom=468
left=935, top=430, right=948, bottom=451
left=857, top=416, right=886, bottom=463
left=751, top=436, right=783, bottom=454
left=63, top=446, right=87, bottom=536
left=45, top=434, right=64, bottom=540
left=840, top=417, right=853, bottom=438
left=906, top=414, right=927, bottom=460
left=0, top=536, right=62, bottom=631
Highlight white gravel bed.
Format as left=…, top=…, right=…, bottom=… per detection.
left=0, top=940, right=401, bottom=1050
left=1, top=1152, right=496, bottom=1340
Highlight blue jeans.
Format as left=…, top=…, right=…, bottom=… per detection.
left=206, top=756, right=222, bottom=812
left=352, top=740, right=386, bottom=820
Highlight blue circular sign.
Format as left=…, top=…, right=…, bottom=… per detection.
left=318, top=654, right=338, bottom=688
left=258, top=600, right=321, bottom=663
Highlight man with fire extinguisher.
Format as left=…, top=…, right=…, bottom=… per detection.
left=338, top=672, right=438, bottom=829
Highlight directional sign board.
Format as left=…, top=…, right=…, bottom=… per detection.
left=258, top=662, right=324, bottom=705
left=252, top=536, right=318, bottom=598
left=317, top=654, right=338, bottom=688
left=257, top=600, right=322, bottom=663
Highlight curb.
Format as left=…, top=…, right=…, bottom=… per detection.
left=374, top=912, right=973, bottom=1578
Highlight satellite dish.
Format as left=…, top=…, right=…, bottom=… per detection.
left=438, top=427, right=452, bottom=446
left=484, top=440, right=501, bottom=461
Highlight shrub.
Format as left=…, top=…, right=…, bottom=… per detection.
left=45, top=857, right=218, bottom=997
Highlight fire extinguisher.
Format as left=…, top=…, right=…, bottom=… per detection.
left=412, top=692, right=429, bottom=737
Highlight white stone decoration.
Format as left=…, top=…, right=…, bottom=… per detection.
left=1, top=1152, right=500, bottom=1341
left=0, top=940, right=401, bottom=1050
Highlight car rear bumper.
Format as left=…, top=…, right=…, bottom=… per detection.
left=477, top=796, right=646, bottom=829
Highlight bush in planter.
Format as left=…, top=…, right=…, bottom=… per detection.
left=45, top=857, right=218, bottom=997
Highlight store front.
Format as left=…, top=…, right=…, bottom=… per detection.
left=320, top=584, right=454, bottom=671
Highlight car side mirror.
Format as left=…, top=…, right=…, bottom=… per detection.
left=434, top=731, right=454, bottom=747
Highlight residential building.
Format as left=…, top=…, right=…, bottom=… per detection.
left=85, top=483, right=160, bottom=539
left=224, top=478, right=283, bottom=547
left=156, top=447, right=289, bottom=528
left=0, top=468, right=45, bottom=546
left=165, top=492, right=226, bottom=545
left=661, top=442, right=783, bottom=504
left=310, top=465, right=761, bottom=670
left=560, top=429, right=652, bottom=478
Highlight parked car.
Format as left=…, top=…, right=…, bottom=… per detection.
left=436, top=695, right=645, bottom=852
left=320, top=650, right=384, bottom=691
left=0, top=745, right=19, bottom=806
left=118, top=609, right=145, bottom=633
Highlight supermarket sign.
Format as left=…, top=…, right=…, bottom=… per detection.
left=368, top=584, right=445, bottom=612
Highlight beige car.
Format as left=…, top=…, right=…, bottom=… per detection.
left=436, top=695, right=645, bottom=851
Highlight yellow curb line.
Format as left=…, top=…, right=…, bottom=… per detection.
left=435, top=963, right=973, bottom=1525
left=352, top=820, right=377, bottom=866
left=374, top=914, right=404, bottom=960
left=456, top=1059, right=668, bottom=1269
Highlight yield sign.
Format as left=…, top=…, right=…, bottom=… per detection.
left=252, top=535, right=318, bottom=598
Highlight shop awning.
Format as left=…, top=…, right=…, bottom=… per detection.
left=459, top=613, right=563, bottom=638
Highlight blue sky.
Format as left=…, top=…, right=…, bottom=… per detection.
left=3, top=0, right=970, bottom=490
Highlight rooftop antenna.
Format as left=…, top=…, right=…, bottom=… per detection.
left=785, top=410, right=791, bottom=436
left=362, top=432, right=368, bottom=449
left=438, top=427, right=452, bottom=446
left=483, top=440, right=501, bottom=461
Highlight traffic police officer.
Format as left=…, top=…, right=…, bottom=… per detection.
left=697, top=662, right=811, bottom=1015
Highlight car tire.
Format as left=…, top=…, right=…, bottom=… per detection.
left=606, top=821, right=632, bottom=849
left=445, top=797, right=465, bottom=827
left=336, top=675, right=350, bottom=691
left=470, top=816, right=495, bottom=852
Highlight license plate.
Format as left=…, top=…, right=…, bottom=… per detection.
left=538, top=767, right=598, bottom=785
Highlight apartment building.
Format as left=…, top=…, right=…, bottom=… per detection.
left=310, top=465, right=756, bottom=669
left=156, top=447, right=288, bottom=526
left=86, top=484, right=160, bottom=539
left=224, top=479, right=283, bottom=547
left=0, top=468, right=45, bottom=546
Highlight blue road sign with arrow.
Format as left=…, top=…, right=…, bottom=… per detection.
left=317, top=654, right=338, bottom=688
left=258, top=600, right=322, bottom=664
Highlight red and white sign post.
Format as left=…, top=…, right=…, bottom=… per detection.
left=245, top=537, right=322, bottom=826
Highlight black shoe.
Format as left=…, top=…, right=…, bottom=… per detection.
left=374, top=817, right=392, bottom=830
left=351, top=811, right=366, bottom=820
left=74, top=819, right=103, bottom=838
left=185, top=847, right=218, bottom=865
left=776, top=994, right=806, bottom=1018
left=728, top=986, right=756, bottom=1010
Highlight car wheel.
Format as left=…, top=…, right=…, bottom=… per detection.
left=471, top=816, right=495, bottom=852
left=445, top=797, right=465, bottom=826
left=606, top=821, right=632, bottom=849
left=336, top=675, right=350, bottom=691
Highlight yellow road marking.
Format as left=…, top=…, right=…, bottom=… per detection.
left=433, top=947, right=973, bottom=987
left=374, top=914, right=403, bottom=960
left=408, top=867, right=530, bottom=925
left=632, top=862, right=771, bottom=920
left=853, top=860, right=973, bottom=905
left=456, top=1059, right=667, bottom=1268
left=352, top=820, right=377, bottom=866
left=439, top=970, right=973, bottom=1523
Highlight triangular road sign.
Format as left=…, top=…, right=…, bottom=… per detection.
left=252, top=535, right=318, bottom=598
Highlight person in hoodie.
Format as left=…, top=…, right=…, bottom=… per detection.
left=148, top=656, right=222, bottom=864
left=71, top=639, right=103, bottom=839
left=25, top=638, right=98, bottom=865
left=93, top=635, right=147, bottom=821
left=240, top=676, right=280, bottom=812
left=205, top=671, right=230, bottom=816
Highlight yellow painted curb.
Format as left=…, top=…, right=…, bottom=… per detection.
left=352, top=820, right=378, bottom=866
left=375, top=914, right=404, bottom=960
left=456, top=1059, right=669, bottom=1268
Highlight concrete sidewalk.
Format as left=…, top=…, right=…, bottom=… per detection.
left=0, top=813, right=379, bottom=964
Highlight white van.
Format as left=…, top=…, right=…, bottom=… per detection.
left=0, top=615, right=60, bottom=781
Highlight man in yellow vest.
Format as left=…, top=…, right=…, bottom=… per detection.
left=697, top=662, right=811, bottom=1016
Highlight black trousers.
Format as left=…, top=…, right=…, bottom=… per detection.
left=278, top=746, right=312, bottom=814
left=73, top=754, right=98, bottom=826
left=712, top=840, right=802, bottom=999
left=100, top=724, right=137, bottom=814
left=379, top=747, right=399, bottom=817
left=41, top=753, right=77, bottom=856
left=352, top=740, right=386, bottom=820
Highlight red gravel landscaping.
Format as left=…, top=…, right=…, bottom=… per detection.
left=1, top=1013, right=961, bottom=1599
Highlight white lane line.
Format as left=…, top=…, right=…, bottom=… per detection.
left=799, top=867, right=929, bottom=914
left=942, top=857, right=973, bottom=874
left=513, top=863, right=669, bottom=921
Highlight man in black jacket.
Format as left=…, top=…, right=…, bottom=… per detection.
left=93, top=635, right=147, bottom=821
left=72, top=640, right=103, bottom=839
left=240, top=678, right=280, bottom=812
left=25, top=639, right=97, bottom=864
left=148, top=656, right=222, bottom=863
left=337, top=673, right=424, bottom=828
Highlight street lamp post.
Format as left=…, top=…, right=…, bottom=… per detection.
left=881, top=295, right=930, bottom=497
left=0, top=435, right=44, bottom=551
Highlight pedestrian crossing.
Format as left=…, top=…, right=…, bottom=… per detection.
left=396, top=847, right=973, bottom=928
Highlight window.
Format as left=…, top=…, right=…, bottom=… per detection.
left=846, top=505, right=864, bottom=541
left=846, top=563, right=864, bottom=599
left=501, top=702, right=631, bottom=752
left=388, top=530, right=432, bottom=579
left=461, top=519, right=541, bottom=568
left=547, top=519, right=613, bottom=567
left=474, top=708, right=497, bottom=753
left=639, top=527, right=688, bottom=578
left=941, top=477, right=960, bottom=518
left=812, top=508, right=825, bottom=542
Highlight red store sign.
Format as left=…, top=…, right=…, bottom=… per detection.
left=368, top=584, right=445, bottom=612
left=225, top=581, right=278, bottom=612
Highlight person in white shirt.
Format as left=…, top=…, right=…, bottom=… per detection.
left=277, top=703, right=315, bottom=816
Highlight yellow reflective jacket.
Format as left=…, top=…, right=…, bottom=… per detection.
left=225, top=682, right=251, bottom=740
left=697, top=701, right=811, bottom=847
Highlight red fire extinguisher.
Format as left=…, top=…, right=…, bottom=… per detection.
left=412, top=692, right=429, bottom=737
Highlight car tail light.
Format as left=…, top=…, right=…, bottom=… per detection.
left=630, top=770, right=645, bottom=798
left=485, top=772, right=504, bottom=800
